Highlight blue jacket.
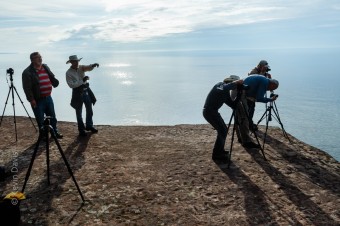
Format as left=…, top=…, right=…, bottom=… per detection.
left=243, top=75, right=271, bottom=103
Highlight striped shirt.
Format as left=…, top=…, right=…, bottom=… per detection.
left=37, top=67, right=52, bottom=97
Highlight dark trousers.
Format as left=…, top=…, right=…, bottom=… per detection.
left=75, top=92, right=93, bottom=132
left=32, top=96, right=58, bottom=133
left=203, top=109, right=227, bottom=155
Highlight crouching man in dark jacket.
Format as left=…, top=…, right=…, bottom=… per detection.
left=203, top=75, right=244, bottom=162
left=203, top=74, right=264, bottom=162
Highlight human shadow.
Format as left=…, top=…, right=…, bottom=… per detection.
left=257, top=130, right=340, bottom=197
left=244, top=145, right=339, bottom=225
left=0, top=141, right=47, bottom=189
left=216, top=161, right=279, bottom=225
left=19, top=134, right=92, bottom=225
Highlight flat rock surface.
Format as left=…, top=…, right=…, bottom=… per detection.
left=0, top=116, right=339, bottom=225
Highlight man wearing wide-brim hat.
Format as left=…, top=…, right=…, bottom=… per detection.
left=65, top=55, right=100, bottom=137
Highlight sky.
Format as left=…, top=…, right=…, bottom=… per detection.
left=1, top=0, right=340, bottom=53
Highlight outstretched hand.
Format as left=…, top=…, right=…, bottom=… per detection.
left=91, top=63, right=99, bottom=68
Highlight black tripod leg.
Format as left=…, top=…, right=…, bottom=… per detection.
left=272, top=103, right=293, bottom=143
left=45, top=127, right=51, bottom=185
left=10, top=86, right=18, bottom=142
left=228, top=117, right=237, bottom=168
left=254, top=126, right=268, bottom=160
left=225, top=110, right=234, bottom=140
left=240, top=99, right=267, bottom=160
left=0, top=87, right=11, bottom=127
left=260, top=106, right=271, bottom=158
left=225, top=110, right=235, bottom=168
left=257, top=106, right=270, bottom=127
left=50, top=131, right=85, bottom=202
left=13, top=86, right=37, bottom=131
left=21, top=135, right=42, bottom=193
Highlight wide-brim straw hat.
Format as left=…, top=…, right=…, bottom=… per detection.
left=223, top=75, right=240, bottom=83
left=66, top=55, right=83, bottom=64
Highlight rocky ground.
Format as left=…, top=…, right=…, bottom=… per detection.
left=0, top=116, right=339, bottom=225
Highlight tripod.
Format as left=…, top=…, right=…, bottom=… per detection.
left=21, top=117, right=85, bottom=202
left=0, top=68, right=37, bottom=141
left=257, top=95, right=292, bottom=151
left=226, top=91, right=266, bottom=168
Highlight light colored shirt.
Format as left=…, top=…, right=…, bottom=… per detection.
left=66, top=65, right=94, bottom=88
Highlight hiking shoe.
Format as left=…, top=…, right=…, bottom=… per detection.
left=242, top=142, right=261, bottom=149
left=212, top=151, right=230, bottom=162
left=250, top=124, right=258, bottom=132
left=86, top=127, right=98, bottom=133
left=55, top=132, right=63, bottom=139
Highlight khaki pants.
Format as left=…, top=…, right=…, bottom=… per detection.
left=235, top=92, right=252, bottom=143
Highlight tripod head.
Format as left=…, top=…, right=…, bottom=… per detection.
left=6, top=68, right=14, bottom=81
left=269, top=93, right=279, bottom=108
left=43, top=116, right=54, bottom=126
left=263, top=93, right=280, bottom=121
left=270, top=93, right=279, bottom=98
left=40, top=116, right=55, bottom=132
left=236, top=84, right=249, bottom=98
left=228, top=84, right=250, bottom=109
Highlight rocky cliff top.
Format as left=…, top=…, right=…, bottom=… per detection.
left=0, top=116, right=339, bottom=225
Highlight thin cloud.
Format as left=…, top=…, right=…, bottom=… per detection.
left=51, top=1, right=297, bottom=43
left=0, top=0, right=339, bottom=51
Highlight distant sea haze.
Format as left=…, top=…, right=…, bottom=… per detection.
left=0, top=48, right=339, bottom=161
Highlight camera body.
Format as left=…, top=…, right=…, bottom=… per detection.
left=237, top=84, right=250, bottom=91
left=6, top=68, right=14, bottom=75
left=270, top=93, right=279, bottom=98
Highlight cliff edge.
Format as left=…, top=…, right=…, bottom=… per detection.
left=0, top=116, right=339, bottom=225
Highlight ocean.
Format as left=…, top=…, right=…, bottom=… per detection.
left=0, top=48, right=339, bottom=161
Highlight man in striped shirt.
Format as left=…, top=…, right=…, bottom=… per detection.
left=22, top=52, right=63, bottom=139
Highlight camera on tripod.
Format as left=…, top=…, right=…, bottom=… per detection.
left=270, top=93, right=279, bottom=98
left=237, top=84, right=250, bottom=91
left=1, top=66, right=37, bottom=141
left=6, top=68, right=14, bottom=76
